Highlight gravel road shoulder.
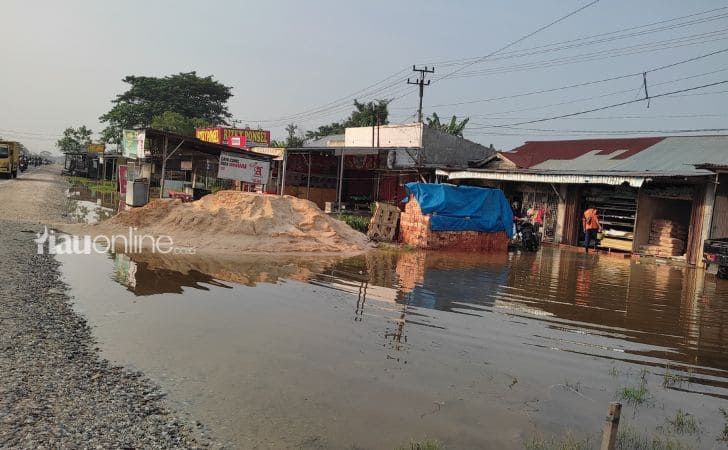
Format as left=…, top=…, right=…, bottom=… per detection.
left=0, top=168, right=216, bottom=448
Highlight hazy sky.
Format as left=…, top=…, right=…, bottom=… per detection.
left=2, top=0, right=727, bottom=154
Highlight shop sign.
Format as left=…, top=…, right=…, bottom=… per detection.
left=87, top=143, right=105, bottom=153
left=122, top=130, right=147, bottom=159
left=196, top=127, right=271, bottom=146
left=217, top=151, right=270, bottom=184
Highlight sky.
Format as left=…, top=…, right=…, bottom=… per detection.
left=1, top=0, right=727, bottom=154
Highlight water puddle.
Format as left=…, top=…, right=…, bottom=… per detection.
left=65, top=183, right=120, bottom=224
left=57, top=247, right=728, bottom=449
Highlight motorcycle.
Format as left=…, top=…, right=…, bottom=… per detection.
left=19, top=157, right=28, bottom=173
left=516, top=218, right=540, bottom=252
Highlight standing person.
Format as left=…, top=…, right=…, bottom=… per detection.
left=582, top=206, right=601, bottom=253
left=534, top=203, right=546, bottom=238
left=511, top=201, right=522, bottom=237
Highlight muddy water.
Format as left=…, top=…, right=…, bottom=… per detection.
left=65, top=184, right=120, bottom=223
left=57, top=247, right=728, bottom=449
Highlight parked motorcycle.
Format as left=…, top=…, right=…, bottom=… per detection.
left=516, top=219, right=540, bottom=252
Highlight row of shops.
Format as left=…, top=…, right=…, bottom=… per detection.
left=437, top=136, right=728, bottom=266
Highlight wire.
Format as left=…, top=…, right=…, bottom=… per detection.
left=466, top=80, right=728, bottom=129
left=436, top=1, right=600, bottom=82
left=424, top=6, right=728, bottom=67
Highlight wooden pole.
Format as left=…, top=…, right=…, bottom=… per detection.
left=159, top=135, right=168, bottom=198
left=600, top=402, right=621, bottom=450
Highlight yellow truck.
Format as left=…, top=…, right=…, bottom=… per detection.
left=0, top=141, right=20, bottom=179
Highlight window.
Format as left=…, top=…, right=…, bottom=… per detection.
left=0, top=146, right=8, bottom=158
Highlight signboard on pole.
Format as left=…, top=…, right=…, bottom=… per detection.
left=217, top=151, right=270, bottom=184
left=122, top=130, right=146, bottom=159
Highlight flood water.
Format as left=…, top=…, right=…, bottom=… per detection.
left=65, top=183, right=120, bottom=224
left=57, top=246, right=728, bottom=449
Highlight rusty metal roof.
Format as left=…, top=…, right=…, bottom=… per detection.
left=502, top=135, right=728, bottom=175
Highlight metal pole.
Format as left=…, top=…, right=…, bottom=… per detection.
left=279, top=148, right=287, bottom=196
left=337, top=149, right=345, bottom=212
left=306, top=151, right=312, bottom=200
left=159, top=135, right=168, bottom=198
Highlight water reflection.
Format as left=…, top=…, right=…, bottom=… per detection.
left=106, top=246, right=728, bottom=389
left=66, top=184, right=120, bottom=224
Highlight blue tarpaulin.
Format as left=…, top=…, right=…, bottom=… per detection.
left=404, top=182, right=514, bottom=238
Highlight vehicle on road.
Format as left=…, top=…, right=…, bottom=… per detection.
left=704, top=238, right=728, bottom=278
left=19, top=156, right=28, bottom=173
left=515, top=218, right=540, bottom=252
left=0, top=141, right=20, bottom=179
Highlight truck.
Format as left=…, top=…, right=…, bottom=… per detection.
left=0, top=141, right=20, bottom=179
left=704, top=238, right=728, bottom=279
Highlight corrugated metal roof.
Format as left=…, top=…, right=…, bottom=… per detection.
left=303, top=134, right=345, bottom=147
left=503, top=135, right=728, bottom=176
left=505, top=137, right=663, bottom=168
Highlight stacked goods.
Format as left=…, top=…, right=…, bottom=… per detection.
left=399, top=198, right=509, bottom=251
left=639, top=219, right=687, bottom=257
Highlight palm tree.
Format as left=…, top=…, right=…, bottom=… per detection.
left=426, top=112, right=469, bottom=137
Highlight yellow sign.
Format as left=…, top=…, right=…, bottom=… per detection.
left=87, top=143, right=106, bottom=153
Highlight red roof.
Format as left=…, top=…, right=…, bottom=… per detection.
left=504, top=137, right=665, bottom=168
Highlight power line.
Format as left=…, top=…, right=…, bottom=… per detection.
left=424, top=6, right=728, bottom=67
left=466, top=80, right=728, bottom=130
left=436, top=0, right=601, bottom=82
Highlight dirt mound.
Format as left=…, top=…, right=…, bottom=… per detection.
left=84, top=191, right=371, bottom=255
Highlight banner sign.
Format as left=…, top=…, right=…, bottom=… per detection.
left=87, top=143, right=106, bottom=153
left=118, top=165, right=128, bottom=194
left=217, top=151, right=270, bottom=184
left=196, top=127, right=270, bottom=147
left=122, top=130, right=146, bottom=159
left=227, top=135, right=247, bottom=148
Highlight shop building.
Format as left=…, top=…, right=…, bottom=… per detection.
left=437, top=136, right=728, bottom=266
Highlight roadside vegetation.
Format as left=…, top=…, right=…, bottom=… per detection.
left=396, top=439, right=444, bottom=450
left=335, top=213, right=370, bottom=233
left=66, top=176, right=117, bottom=194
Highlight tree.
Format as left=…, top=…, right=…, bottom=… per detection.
left=426, top=113, right=469, bottom=137
left=150, top=111, right=210, bottom=137
left=56, top=126, right=93, bottom=154
left=99, top=72, right=233, bottom=144
left=305, top=99, right=391, bottom=141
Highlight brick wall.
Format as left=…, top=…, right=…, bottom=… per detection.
left=399, top=198, right=509, bottom=252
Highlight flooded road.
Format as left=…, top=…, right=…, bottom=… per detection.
left=58, top=246, right=728, bottom=449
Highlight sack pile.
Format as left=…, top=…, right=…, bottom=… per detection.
left=639, top=219, right=687, bottom=257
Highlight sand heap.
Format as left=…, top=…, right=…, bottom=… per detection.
left=88, top=191, right=371, bottom=255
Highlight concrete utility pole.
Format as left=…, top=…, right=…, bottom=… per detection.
left=407, top=65, right=435, bottom=123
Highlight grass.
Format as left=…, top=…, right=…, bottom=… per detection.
left=616, top=381, right=651, bottom=407
left=395, top=439, right=444, bottom=450
left=718, top=408, right=728, bottom=442
left=659, top=410, right=701, bottom=436
left=67, top=176, right=118, bottom=193
left=662, top=365, right=689, bottom=389
left=335, top=213, right=371, bottom=233
left=524, top=432, right=593, bottom=450
left=616, top=426, right=692, bottom=450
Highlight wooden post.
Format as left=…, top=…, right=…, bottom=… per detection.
left=600, top=402, right=621, bottom=450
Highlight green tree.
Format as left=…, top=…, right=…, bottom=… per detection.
left=305, top=99, right=391, bottom=141
left=150, top=111, right=211, bottom=136
left=56, top=126, right=93, bottom=154
left=426, top=112, right=469, bottom=137
left=99, top=72, right=233, bottom=144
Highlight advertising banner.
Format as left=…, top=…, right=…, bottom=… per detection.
left=196, top=127, right=271, bottom=147
left=87, top=143, right=106, bottom=153
left=118, top=165, right=128, bottom=194
left=122, top=130, right=146, bottom=159
left=217, top=151, right=270, bottom=184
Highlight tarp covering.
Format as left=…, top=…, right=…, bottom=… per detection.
left=404, top=182, right=514, bottom=238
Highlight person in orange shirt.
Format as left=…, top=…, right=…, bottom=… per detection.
left=582, top=206, right=601, bottom=253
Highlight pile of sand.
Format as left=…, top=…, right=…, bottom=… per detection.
left=71, top=191, right=371, bottom=255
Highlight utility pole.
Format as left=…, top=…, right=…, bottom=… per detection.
left=407, top=65, right=434, bottom=123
